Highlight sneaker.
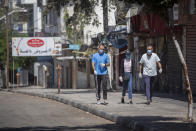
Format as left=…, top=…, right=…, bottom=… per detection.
left=147, top=100, right=150, bottom=105
left=121, top=98, right=125, bottom=103
left=129, top=100, right=133, bottom=104
left=103, top=100, right=108, bottom=104
left=97, top=100, right=101, bottom=105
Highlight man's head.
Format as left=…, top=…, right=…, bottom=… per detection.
left=146, top=44, right=153, bottom=55
left=98, top=44, right=105, bottom=54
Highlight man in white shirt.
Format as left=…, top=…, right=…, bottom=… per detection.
left=139, top=45, right=162, bottom=105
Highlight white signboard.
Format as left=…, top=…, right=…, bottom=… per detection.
left=12, top=37, right=62, bottom=56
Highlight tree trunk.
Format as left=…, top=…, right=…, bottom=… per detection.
left=172, top=36, right=193, bottom=122
left=102, top=0, right=108, bottom=34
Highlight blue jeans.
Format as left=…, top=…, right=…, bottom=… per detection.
left=122, top=73, right=132, bottom=99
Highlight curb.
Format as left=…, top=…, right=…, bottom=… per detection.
left=6, top=89, right=159, bottom=131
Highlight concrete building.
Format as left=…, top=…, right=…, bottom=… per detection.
left=0, top=0, right=29, bottom=34
left=16, top=0, right=42, bottom=36
left=83, top=0, right=116, bottom=45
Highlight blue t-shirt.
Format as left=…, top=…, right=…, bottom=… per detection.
left=92, top=52, right=110, bottom=75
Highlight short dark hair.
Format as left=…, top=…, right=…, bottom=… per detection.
left=147, top=44, right=153, bottom=48
left=98, top=44, right=105, bottom=48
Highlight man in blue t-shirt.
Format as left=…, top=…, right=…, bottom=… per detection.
left=92, top=44, right=110, bottom=105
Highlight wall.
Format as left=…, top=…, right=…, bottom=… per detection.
left=33, top=3, right=42, bottom=34
left=76, top=71, right=95, bottom=89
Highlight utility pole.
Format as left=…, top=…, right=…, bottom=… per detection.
left=5, top=0, right=9, bottom=88
left=56, top=64, right=62, bottom=94
left=72, top=20, right=77, bottom=89
left=72, top=54, right=77, bottom=89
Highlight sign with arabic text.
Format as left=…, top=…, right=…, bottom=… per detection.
left=12, top=37, right=62, bottom=56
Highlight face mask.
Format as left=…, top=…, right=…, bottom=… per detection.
left=98, top=49, right=104, bottom=54
left=147, top=49, right=152, bottom=55
left=126, top=55, right=131, bottom=59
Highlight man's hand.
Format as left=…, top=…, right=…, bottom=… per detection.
left=94, top=70, right=97, bottom=75
left=119, top=76, right=123, bottom=82
left=139, top=73, right=142, bottom=78
left=159, top=68, right=162, bottom=74
left=100, top=63, right=105, bottom=67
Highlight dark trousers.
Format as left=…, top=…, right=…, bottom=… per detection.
left=143, top=75, right=157, bottom=100
left=95, top=75, right=108, bottom=100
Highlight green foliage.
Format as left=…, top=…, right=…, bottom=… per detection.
left=12, top=56, right=36, bottom=70
left=124, top=0, right=177, bottom=16
left=46, top=0, right=100, bottom=45
left=0, top=8, right=36, bottom=70
left=46, top=0, right=98, bottom=16
left=64, top=9, right=74, bottom=40
left=44, top=0, right=178, bottom=45
left=0, top=31, right=6, bottom=66
left=0, top=29, right=36, bottom=70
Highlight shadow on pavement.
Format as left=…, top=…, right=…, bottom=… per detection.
left=137, top=91, right=196, bottom=103
left=60, top=90, right=95, bottom=94
left=116, top=115, right=196, bottom=131
left=0, top=124, right=130, bottom=131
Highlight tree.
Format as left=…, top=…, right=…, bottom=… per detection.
left=45, top=0, right=100, bottom=44
left=0, top=8, right=36, bottom=70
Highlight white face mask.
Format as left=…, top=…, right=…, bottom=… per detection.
left=147, top=49, right=152, bottom=55
left=98, top=49, right=104, bottom=54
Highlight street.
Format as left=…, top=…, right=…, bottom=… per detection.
left=0, top=91, right=129, bottom=131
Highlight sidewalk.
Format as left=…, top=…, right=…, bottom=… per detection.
left=5, top=86, right=196, bottom=131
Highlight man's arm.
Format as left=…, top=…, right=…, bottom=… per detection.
left=92, top=62, right=95, bottom=71
left=139, top=63, right=143, bottom=73
left=157, top=61, right=162, bottom=69
left=138, top=63, right=143, bottom=78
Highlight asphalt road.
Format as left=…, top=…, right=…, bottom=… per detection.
left=0, top=91, right=129, bottom=131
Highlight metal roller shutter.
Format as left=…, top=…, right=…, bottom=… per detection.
left=167, top=39, right=183, bottom=93
left=186, top=25, right=196, bottom=95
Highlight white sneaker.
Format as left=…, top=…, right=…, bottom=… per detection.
left=104, top=99, right=108, bottom=104
left=97, top=100, right=101, bottom=105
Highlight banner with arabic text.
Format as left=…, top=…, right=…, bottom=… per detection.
left=12, top=37, right=62, bottom=56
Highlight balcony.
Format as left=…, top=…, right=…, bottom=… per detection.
left=20, top=0, right=36, bottom=4
left=16, top=0, right=36, bottom=7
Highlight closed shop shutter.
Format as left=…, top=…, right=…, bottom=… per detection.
left=167, top=26, right=183, bottom=93
left=186, top=25, right=196, bottom=95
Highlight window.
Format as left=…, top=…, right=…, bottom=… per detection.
left=190, top=0, right=195, bottom=15
left=18, top=24, right=23, bottom=32
left=14, top=24, right=23, bottom=32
